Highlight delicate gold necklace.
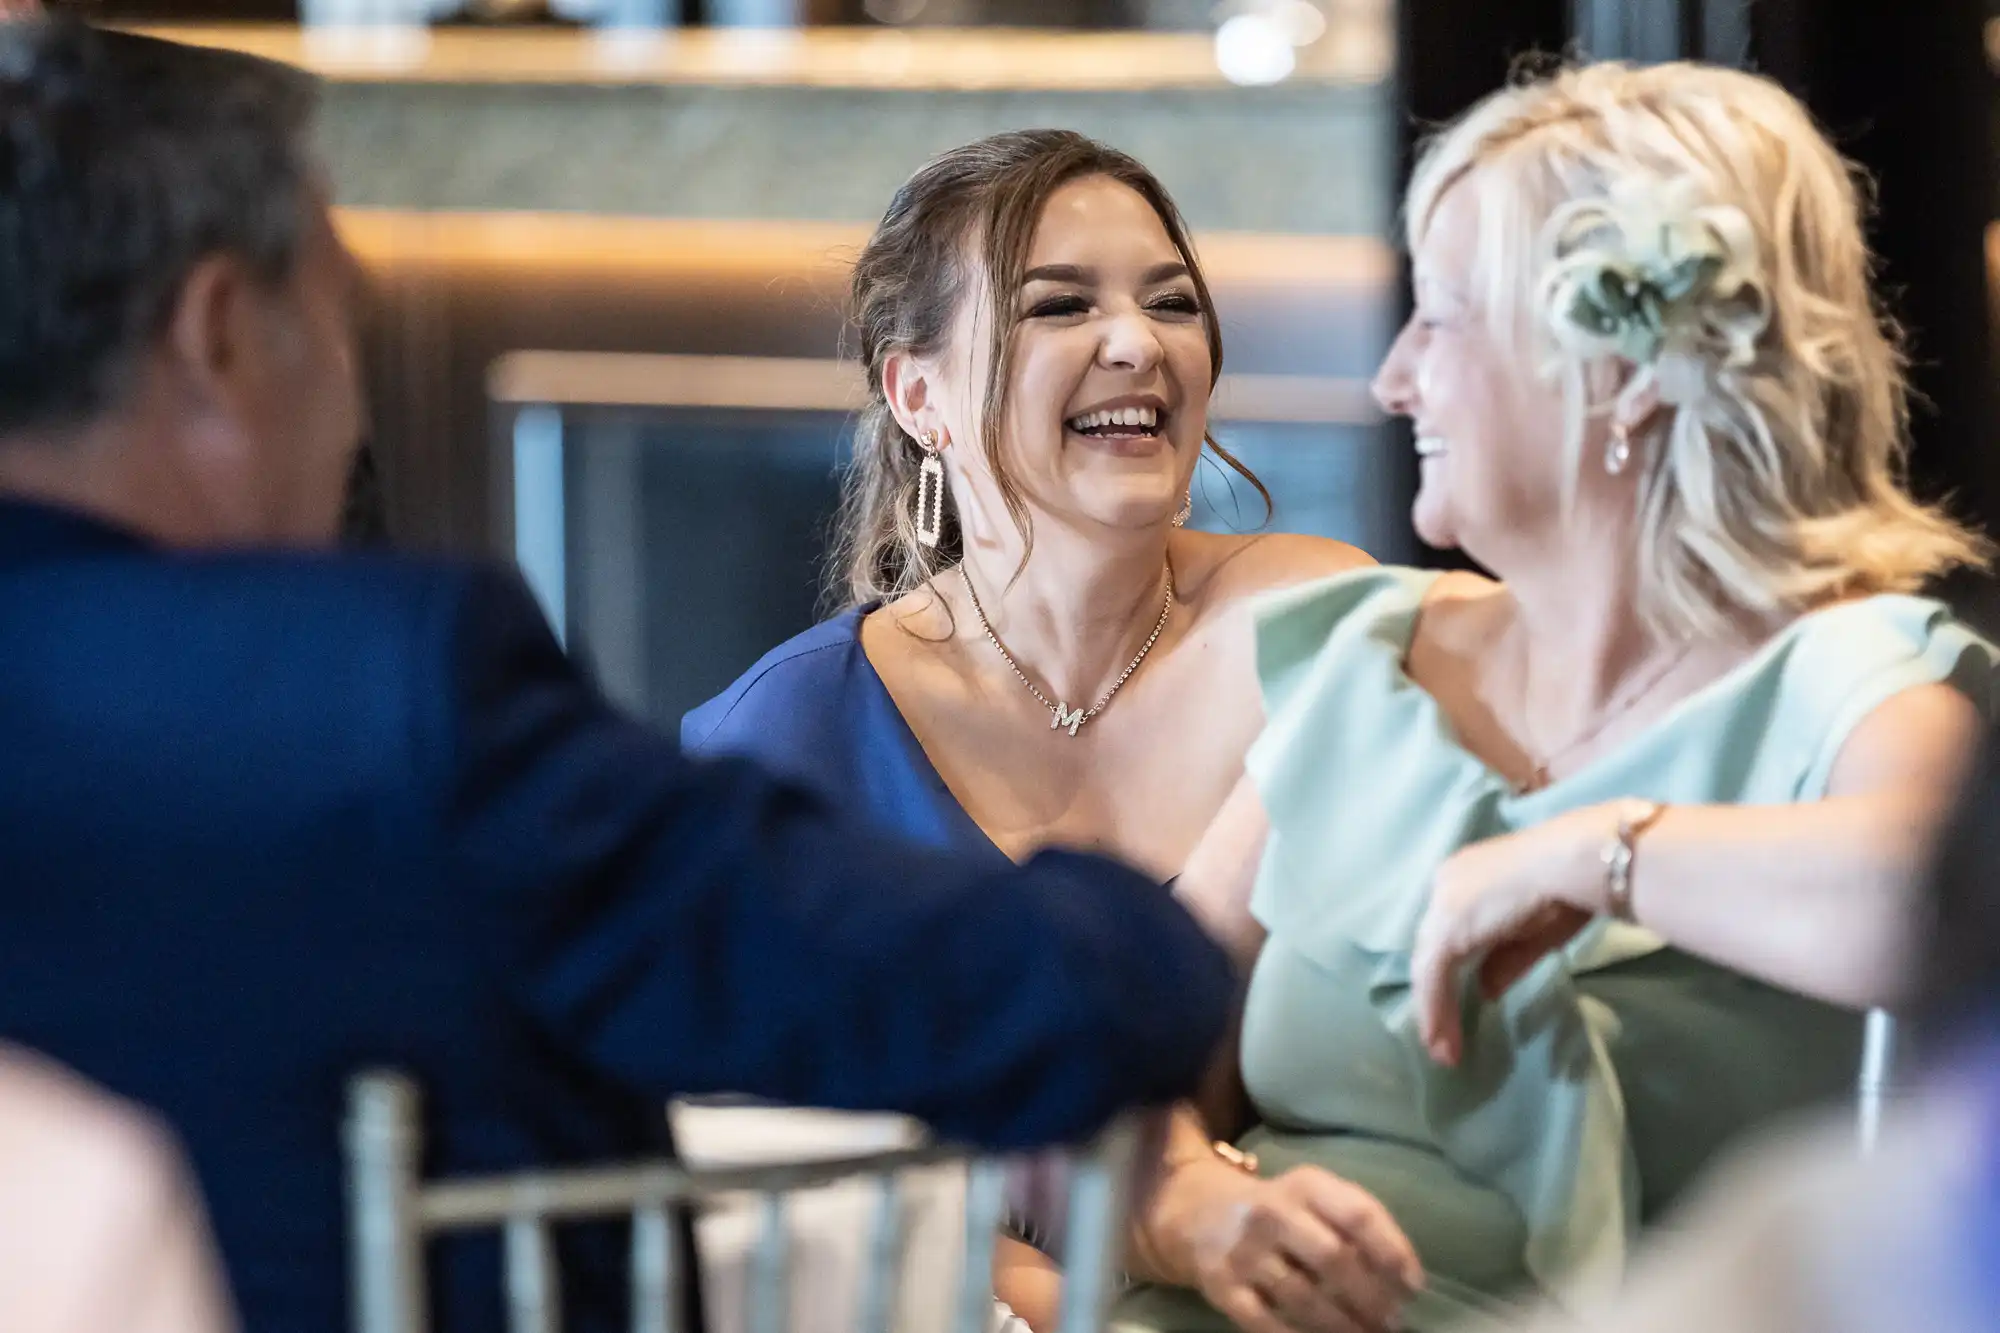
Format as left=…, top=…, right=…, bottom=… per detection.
left=957, top=562, right=1174, bottom=738
left=1514, top=633, right=1693, bottom=792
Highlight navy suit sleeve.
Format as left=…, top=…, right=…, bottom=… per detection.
left=423, top=569, right=1233, bottom=1149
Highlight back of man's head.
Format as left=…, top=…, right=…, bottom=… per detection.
left=0, top=18, right=362, bottom=548
left=0, top=18, right=315, bottom=433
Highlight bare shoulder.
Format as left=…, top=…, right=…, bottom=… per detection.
left=1408, top=568, right=1504, bottom=645
left=1828, top=680, right=1986, bottom=798
left=1172, top=530, right=1375, bottom=611
left=860, top=585, right=954, bottom=655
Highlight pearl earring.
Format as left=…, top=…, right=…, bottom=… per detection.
left=1604, top=423, right=1633, bottom=476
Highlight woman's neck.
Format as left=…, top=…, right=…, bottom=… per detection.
left=1469, top=507, right=1666, bottom=707
left=1509, top=575, right=1657, bottom=709
left=952, top=519, right=1174, bottom=709
left=1497, top=528, right=1772, bottom=693
left=1478, top=523, right=1677, bottom=735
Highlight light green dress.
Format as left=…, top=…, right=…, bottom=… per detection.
left=1113, top=567, right=1998, bottom=1333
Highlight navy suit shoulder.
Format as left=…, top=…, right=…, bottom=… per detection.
left=0, top=539, right=576, bottom=1332
left=0, top=541, right=478, bottom=860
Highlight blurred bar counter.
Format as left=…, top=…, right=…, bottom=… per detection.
left=131, top=20, right=1394, bottom=233
left=124, top=21, right=1404, bottom=564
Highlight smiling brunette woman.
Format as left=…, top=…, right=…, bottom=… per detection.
left=683, top=129, right=1375, bottom=1327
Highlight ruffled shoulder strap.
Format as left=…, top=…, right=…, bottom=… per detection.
left=1244, top=566, right=1499, bottom=947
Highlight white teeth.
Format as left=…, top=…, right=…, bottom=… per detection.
left=1415, top=435, right=1448, bottom=458
left=1068, top=405, right=1161, bottom=432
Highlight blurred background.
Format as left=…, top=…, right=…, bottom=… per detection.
left=99, top=0, right=1998, bottom=729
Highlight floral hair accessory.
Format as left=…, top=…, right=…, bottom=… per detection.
left=1541, top=178, right=1772, bottom=407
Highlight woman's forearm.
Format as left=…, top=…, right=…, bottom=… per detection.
left=1612, top=679, right=1984, bottom=1010
left=1611, top=795, right=1941, bottom=1009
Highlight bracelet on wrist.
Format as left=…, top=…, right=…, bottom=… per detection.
left=1602, top=798, right=1668, bottom=923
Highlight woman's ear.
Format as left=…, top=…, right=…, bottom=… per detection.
left=881, top=352, right=939, bottom=443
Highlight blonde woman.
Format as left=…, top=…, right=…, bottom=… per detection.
left=1119, top=61, right=2000, bottom=1333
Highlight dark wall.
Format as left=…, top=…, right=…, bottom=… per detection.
left=1752, top=0, right=1999, bottom=548
left=1394, top=0, right=1569, bottom=570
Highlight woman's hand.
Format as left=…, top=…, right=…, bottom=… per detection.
left=1150, top=1158, right=1421, bottom=1333
left=1410, top=806, right=1619, bottom=1067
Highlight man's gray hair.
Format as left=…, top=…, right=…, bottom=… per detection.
left=0, top=17, right=321, bottom=433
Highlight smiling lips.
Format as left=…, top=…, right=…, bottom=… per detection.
left=1415, top=434, right=1448, bottom=458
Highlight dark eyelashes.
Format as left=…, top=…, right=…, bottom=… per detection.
left=1022, top=293, right=1205, bottom=319
left=1027, top=295, right=1091, bottom=318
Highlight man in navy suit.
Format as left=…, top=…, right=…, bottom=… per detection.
left=0, top=19, right=1233, bottom=1332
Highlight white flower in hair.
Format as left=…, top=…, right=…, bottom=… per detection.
left=1541, top=177, right=1771, bottom=406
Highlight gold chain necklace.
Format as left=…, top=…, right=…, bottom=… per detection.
left=957, top=562, right=1174, bottom=738
left=1515, top=634, right=1693, bottom=792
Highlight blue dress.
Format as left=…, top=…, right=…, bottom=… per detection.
left=689, top=608, right=1139, bottom=1255
left=684, top=607, right=1009, bottom=863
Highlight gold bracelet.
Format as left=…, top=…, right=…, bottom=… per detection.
left=1210, top=1141, right=1259, bottom=1175
left=1603, top=799, right=1668, bottom=923
left=1133, top=1139, right=1260, bottom=1283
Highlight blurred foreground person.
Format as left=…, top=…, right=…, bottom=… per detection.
left=1513, top=728, right=2000, bottom=1333
left=0, top=1045, right=236, bottom=1333
left=0, top=17, right=1234, bottom=1333
left=1504, top=1092, right=1992, bottom=1333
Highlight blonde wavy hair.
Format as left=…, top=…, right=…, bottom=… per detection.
left=1407, top=60, right=1988, bottom=638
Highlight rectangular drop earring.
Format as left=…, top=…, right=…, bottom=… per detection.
left=915, top=429, right=945, bottom=548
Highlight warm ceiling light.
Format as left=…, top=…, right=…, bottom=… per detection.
left=1214, top=12, right=1295, bottom=86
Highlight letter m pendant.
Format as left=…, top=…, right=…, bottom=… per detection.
left=1051, top=703, right=1086, bottom=737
